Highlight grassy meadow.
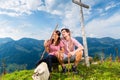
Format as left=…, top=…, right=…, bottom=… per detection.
left=1, top=59, right=120, bottom=80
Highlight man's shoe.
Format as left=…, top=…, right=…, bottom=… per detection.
left=61, top=66, right=67, bottom=73
left=72, top=65, right=79, bottom=74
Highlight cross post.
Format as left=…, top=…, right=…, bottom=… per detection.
left=72, top=0, right=90, bottom=67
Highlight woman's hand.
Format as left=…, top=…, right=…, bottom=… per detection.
left=56, top=47, right=64, bottom=58
left=56, top=51, right=63, bottom=59
left=44, top=40, right=51, bottom=47
left=44, top=40, right=51, bottom=53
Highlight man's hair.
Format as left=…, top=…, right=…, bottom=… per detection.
left=61, top=28, right=70, bottom=33
left=61, top=28, right=71, bottom=36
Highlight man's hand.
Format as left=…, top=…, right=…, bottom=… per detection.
left=69, top=52, right=75, bottom=56
left=68, top=53, right=72, bottom=58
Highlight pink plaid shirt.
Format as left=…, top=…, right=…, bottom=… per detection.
left=61, top=37, right=83, bottom=55
left=49, top=40, right=64, bottom=56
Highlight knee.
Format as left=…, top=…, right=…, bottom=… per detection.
left=76, top=50, right=83, bottom=56
left=48, top=55, right=52, bottom=58
left=60, top=57, right=63, bottom=61
left=57, top=56, right=62, bottom=61
left=75, top=51, right=83, bottom=60
left=75, top=57, right=80, bottom=62
left=47, top=55, right=53, bottom=61
left=56, top=54, right=62, bottom=60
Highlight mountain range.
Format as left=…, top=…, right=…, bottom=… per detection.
left=0, top=37, right=120, bottom=73
left=0, top=38, right=44, bottom=70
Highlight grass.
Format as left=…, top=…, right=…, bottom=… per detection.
left=1, top=70, right=33, bottom=80
left=51, top=61, right=120, bottom=80
left=0, top=75, right=2, bottom=80
left=1, top=61, right=120, bottom=80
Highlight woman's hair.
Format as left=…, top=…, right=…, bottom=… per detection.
left=51, top=30, right=61, bottom=46
left=61, top=28, right=71, bottom=36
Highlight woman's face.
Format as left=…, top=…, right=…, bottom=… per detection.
left=52, top=32, right=59, bottom=40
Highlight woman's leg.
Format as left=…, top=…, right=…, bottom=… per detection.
left=47, top=55, right=58, bottom=72
left=36, top=58, right=47, bottom=67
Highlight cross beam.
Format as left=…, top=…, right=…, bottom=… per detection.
left=72, top=0, right=89, bottom=9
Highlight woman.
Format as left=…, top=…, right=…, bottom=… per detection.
left=37, top=30, right=64, bottom=72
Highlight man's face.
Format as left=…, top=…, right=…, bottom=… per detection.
left=61, top=30, right=69, bottom=38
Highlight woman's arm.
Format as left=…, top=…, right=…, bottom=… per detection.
left=56, top=47, right=65, bottom=58
left=59, top=47, right=64, bottom=53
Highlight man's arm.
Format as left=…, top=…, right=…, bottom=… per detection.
left=70, top=38, right=84, bottom=55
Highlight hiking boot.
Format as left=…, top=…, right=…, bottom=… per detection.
left=72, top=65, right=79, bottom=74
left=61, top=66, right=67, bottom=73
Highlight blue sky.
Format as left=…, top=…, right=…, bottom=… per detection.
left=0, top=0, right=120, bottom=40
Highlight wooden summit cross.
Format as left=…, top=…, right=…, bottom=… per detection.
left=72, top=0, right=90, bottom=67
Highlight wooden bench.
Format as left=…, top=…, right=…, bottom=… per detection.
left=52, top=56, right=93, bottom=72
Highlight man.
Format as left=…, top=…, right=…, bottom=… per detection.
left=58, top=28, right=84, bottom=74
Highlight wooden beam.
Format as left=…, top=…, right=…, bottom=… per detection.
left=72, top=0, right=89, bottom=9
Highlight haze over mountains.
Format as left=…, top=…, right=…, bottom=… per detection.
left=0, top=37, right=120, bottom=73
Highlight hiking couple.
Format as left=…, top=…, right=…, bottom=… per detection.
left=37, top=28, right=84, bottom=74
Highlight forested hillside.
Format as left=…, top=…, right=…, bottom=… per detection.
left=0, top=37, right=120, bottom=74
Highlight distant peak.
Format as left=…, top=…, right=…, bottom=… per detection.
left=0, top=37, right=13, bottom=40
left=0, top=37, right=14, bottom=45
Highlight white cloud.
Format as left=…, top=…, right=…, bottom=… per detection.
left=0, top=0, right=66, bottom=17
left=82, top=0, right=99, bottom=5
left=38, top=0, right=64, bottom=16
left=61, top=3, right=81, bottom=37
left=0, top=0, right=120, bottom=40
left=0, top=0, right=92, bottom=17
left=0, top=20, right=53, bottom=40
left=60, top=0, right=120, bottom=39
left=0, top=20, right=27, bottom=39
left=105, top=2, right=120, bottom=11
left=0, top=0, right=102, bottom=17
left=86, top=12, right=120, bottom=39
left=37, top=0, right=84, bottom=36
left=0, top=0, right=42, bottom=16
left=60, top=1, right=92, bottom=37
left=0, top=0, right=92, bottom=39
left=0, top=11, right=22, bottom=17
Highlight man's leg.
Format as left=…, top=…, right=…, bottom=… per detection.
left=74, top=50, right=83, bottom=66
left=72, top=50, right=83, bottom=73
left=57, top=53, right=67, bottom=73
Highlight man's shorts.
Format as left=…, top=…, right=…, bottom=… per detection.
left=63, top=53, right=76, bottom=63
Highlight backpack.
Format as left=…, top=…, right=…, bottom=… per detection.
left=32, top=62, right=50, bottom=80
